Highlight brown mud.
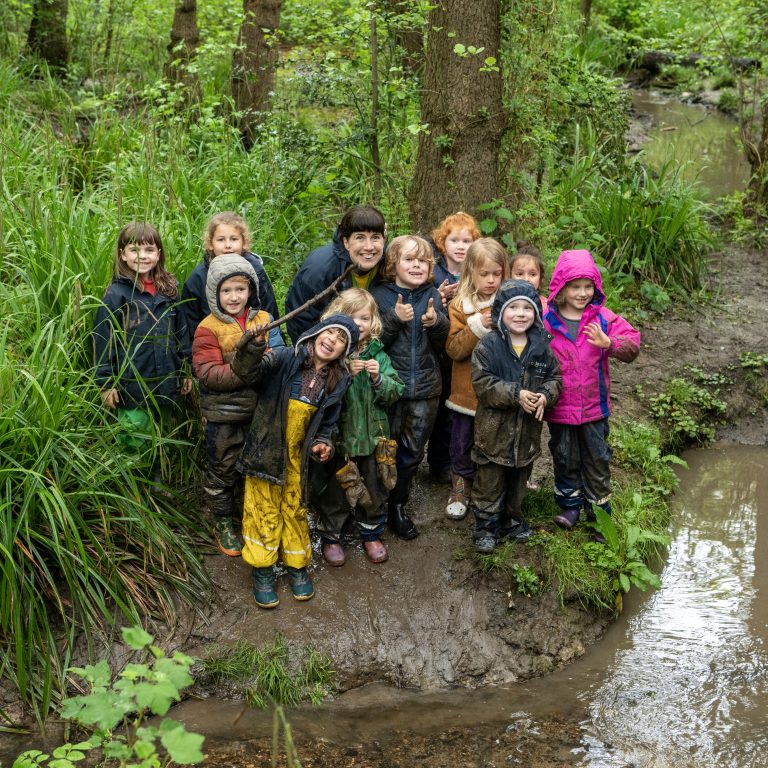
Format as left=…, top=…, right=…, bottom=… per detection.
left=188, top=245, right=767, bottom=766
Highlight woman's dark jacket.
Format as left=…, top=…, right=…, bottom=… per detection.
left=371, top=281, right=449, bottom=400
left=180, top=251, right=279, bottom=358
left=231, top=316, right=356, bottom=503
left=284, top=227, right=384, bottom=344
left=93, top=276, right=186, bottom=409
left=472, top=280, right=561, bottom=467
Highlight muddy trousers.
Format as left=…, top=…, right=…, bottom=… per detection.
left=241, top=400, right=315, bottom=569
left=548, top=419, right=612, bottom=516
left=203, top=420, right=249, bottom=519
left=450, top=411, right=475, bottom=480
left=313, top=454, right=388, bottom=543
left=471, top=461, right=531, bottom=540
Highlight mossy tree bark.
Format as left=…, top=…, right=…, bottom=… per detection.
left=407, top=0, right=504, bottom=233
left=232, top=0, right=283, bottom=149
left=26, top=0, right=69, bottom=73
left=164, top=0, right=201, bottom=102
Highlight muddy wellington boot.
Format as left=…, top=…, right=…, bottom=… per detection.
left=213, top=516, right=242, bottom=557
left=285, top=566, right=315, bottom=601
left=445, top=474, right=471, bottom=520
left=252, top=566, right=279, bottom=609
left=553, top=508, right=580, bottom=530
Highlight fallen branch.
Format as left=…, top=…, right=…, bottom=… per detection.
left=265, top=264, right=355, bottom=331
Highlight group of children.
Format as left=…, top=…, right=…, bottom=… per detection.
left=93, top=208, right=640, bottom=609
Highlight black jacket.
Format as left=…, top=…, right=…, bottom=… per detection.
left=371, top=281, right=449, bottom=400
left=284, top=228, right=384, bottom=344
left=180, top=251, right=279, bottom=358
left=471, top=280, right=561, bottom=467
left=232, top=316, right=357, bottom=502
left=93, top=277, right=186, bottom=409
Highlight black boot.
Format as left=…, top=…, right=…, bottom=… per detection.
left=388, top=476, right=418, bottom=540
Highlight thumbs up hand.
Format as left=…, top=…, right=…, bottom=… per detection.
left=421, top=297, right=437, bottom=327
left=394, top=293, right=414, bottom=322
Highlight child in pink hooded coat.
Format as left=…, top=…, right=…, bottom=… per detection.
left=543, top=249, right=640, bottom=531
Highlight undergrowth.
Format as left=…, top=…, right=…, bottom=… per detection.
left=200, top=636, right=335, bottom=708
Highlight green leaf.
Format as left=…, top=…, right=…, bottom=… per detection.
left=479, top=218, right=497, bottom=233
left=123, top=626, right=154, bottom=650
left=618, top=573, right=631, bottom=592
left=159, top=721, right=205, bottom=764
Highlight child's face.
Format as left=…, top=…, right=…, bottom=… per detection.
left=343, top=230, right=385, bottom=272
left=561, top=278, right=595, bottom=315
left=502, top=300, right=535, bottom=335
left=120, top=241, right=160, bottom=277
left=350, top=307, right=373, bottom=343
left=476, top=259, right=504, bottom=299
left=219, top=277, right=250, bottom=317
left=313, top=327, right=348, bottom=365
left=443, top=228, right=474, bottom=272
left=394, top=245, right=431, bottom=289
left=211, top=224, right=247, bottom=257
left=511, top=256, right=541, bottom=290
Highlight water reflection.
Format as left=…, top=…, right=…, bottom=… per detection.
left=631, top=91, right=751, bottom=199
left=581, top=446, right=768, bottom=767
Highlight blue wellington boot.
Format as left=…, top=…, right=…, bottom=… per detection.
left=251, top=566, right=279, bottom=609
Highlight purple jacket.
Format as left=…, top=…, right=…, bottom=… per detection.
left=543, top=250, right=640, bottom=425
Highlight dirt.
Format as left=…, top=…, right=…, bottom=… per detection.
left=178, top=244, right=768, bottom=766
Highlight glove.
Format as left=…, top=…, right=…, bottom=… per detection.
left=232, top=329, right=267, bottom=380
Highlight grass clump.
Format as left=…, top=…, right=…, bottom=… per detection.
left=200, top=636, right=335, bottom=709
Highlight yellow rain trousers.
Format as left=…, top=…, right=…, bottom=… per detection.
left=242, top=399, right=316, bottom=569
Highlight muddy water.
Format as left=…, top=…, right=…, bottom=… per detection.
left=631, top=90, right=750, bottom=199
left=174, top=445, right=768, bottom=766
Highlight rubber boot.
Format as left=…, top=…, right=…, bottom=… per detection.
left=251, top=566, right=279, bottom=609
left=387, top=475, right=418, bottom=540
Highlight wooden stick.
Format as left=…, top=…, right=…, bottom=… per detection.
left=264, top=264, right=355, bottom=331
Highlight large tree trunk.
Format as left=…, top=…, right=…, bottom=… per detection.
left=232, top=0, right=283, bottom=149
left=407, top=0, right=503, bottom=233
left=742, top=97, right=768, bottom=216
left=164, top=0, right=201, bottom=100
left=26, top=0, right=69, bottom=73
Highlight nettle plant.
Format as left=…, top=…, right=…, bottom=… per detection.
left=12, top=627, right=204, bottom=768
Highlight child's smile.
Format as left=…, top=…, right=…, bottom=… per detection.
left=395, top=248, right=430, bottom=289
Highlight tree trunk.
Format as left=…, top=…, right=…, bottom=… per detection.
left=232, top=0, right=283, bottom=149
left=26, top=0, right=69, bottom=73
left=164, top=0, right=201, bottom=101
left=408, top=0, right=504, bottom=232
left=743, top=97, right=768, bottom=215
left=382, top=0, right=425, bottom=75
left=580, top=0, right=592, bottom=28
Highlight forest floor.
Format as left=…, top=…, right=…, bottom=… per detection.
left=188, top=245, right=768, bottom=766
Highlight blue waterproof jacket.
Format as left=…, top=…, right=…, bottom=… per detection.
left=93, top=277, right=186, bottom=409
left=371, top=281, right=449, bottom=400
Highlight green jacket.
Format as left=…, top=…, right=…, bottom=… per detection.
left=339, top=339, right=404, bottom=456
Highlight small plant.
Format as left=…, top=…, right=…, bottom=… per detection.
left=200, top=636, right=335, bottom=709
left=740, top=351, right=768, bottom=404
left=512, top=563, right=541, bottom=598
left=584, top=507, right=669, bottom=595
left=11, top=626, right=204, bottom=768
left=648, top=374, right=727, bottom=449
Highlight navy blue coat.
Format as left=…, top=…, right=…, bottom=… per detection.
left=180, top=251, right=279, bottom=358
left=284, top=228, right=385, bottom=344
left=93, top=277, right=186, bottom=409
left=371, top=281, right=449, bottom=400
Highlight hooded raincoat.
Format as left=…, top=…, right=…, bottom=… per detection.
left=543, top=250, right=640, bottom=426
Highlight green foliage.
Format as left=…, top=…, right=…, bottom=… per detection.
left=11, top=627, right=204, bottom=768
left=200, top=636, right=336, bottom=709
left=740, top=351, right=768, bottom=404
left=648, top=370, right=728, bottom=448
left=584, top=506, right=669, bottom=594
left=610, top=419, right=687, bottom=495
left=511, top=563, right=542, bottom=598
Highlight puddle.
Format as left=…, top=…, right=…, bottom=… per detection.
left=631, top=90, right=751, bottom=199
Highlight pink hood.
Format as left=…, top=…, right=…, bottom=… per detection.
left=547, top=249, right=604, bottom=308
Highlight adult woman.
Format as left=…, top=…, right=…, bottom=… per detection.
left=284, top=205, right=387, bottom=343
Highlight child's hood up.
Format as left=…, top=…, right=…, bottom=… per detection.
left=491, top=279, right=544, bottom=334
left=295, top=313, right=360, bottom=358
left=547, top=249, right=605, bottom=307
left=205, top=254, right=260, bottom=322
